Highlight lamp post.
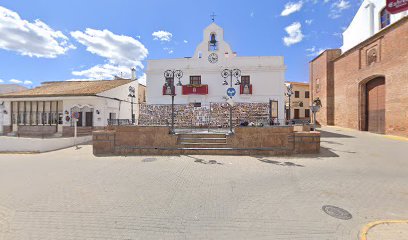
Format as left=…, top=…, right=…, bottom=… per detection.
left=285, top=83, right=294, bottom=125
left=310, top=97, right=322, bottom=131
left=128, top=86, right=136, bottom=124
left=164, top=69, right=183, bottom=134
left=221, top=68, right=241, bottom=135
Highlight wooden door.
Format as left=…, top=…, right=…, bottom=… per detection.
left=294, top=109, right=300, bottom=119
left=366, top=77, right=385, bottom=134
left=77, top=112, right=83, bottom=127
left=85, top=112, right=93, bottom=127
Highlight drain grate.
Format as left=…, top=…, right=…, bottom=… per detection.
left=322, top=205, right=352, bottom=220
left=142, top=158, right=157, bottom=162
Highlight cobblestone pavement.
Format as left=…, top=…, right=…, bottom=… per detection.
left=0, top=126, right=407, bottom=240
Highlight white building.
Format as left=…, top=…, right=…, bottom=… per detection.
left=0, top=79, right=140, bottom=136
left=146, top=22, right=286, bottom=121
left=342, top=0, right=408, bottom=52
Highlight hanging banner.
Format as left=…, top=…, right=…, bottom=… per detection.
left=387, top=0, right=408, bottom=14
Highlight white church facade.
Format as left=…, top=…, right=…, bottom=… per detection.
left=145, top=23, right=286, bottom=123
left=342, top=0, right=407, bottom=52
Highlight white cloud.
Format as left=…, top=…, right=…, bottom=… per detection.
left=9, top=79, right=22, bottom=84
left=305, top=19, right=313, bottom=25
left=70, top=28, right=148, bottom=80
left=281, top=1, right=304, bottom=16
left=283, top=22, right=304, bottom=46
left=163, top=47, right=174, bottom=54
left=0, top=79, right=3, bottom=83
left=329, top=0, right=351, bottom=19
left=183, top=40, right=188, bottom=43
left=23, top=80, right=33, bottom=85
left=306, top=46, right=325, bottom=57
left=72, top=64, right=132, bottom=80
left=0, top=6, right=75, bottom=58
left=138, top=73, right=146, bottom=85
left=71, top=28, right=148, bottom=68
left=152, top=30, right=173, bottom=42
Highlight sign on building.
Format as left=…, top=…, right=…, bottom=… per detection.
left=387, top=0, right=408, bottom=14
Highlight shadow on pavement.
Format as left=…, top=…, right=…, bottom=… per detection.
left=257, top=158, right=305, bottom=167
left=319, top=130, right=355, bottom=138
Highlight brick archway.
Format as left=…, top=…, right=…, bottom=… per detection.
left=358, top=75, right=386, bottom=134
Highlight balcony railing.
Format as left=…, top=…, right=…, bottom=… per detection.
left=240, top=84, right=252, bottom=94
left=182, top=84, right=208, bottom=95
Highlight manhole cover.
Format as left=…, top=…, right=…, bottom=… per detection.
left=322, top=205, right=352, bottom=220
left=142, top=158, right=157, bottom=162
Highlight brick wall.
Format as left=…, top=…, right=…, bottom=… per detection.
left=309, top=50, right=341, bottom=126
left=310, top=17, right=408, bottom=137
left=333, top=18, right=408, bottom=137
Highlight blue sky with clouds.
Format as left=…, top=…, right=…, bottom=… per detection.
left=0, top=0, right=362, bottom=87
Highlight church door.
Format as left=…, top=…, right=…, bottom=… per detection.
left=366, top=77, right=385, bottom=134
left=85, top=112, right=93, bottom=127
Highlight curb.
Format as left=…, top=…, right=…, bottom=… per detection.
left=359, top=220, right=408, bottom=240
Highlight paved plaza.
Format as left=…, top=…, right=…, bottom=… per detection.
left=0, top=126, right=407, bottom=239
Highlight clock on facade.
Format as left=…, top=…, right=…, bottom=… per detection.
left=208, top=53, right=218, bottom=63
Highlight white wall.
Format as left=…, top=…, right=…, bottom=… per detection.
left=342, top=0, right=408, bottom=52
left=146, top=23, right=286, bottom=121
left=0, top=135, right=92, bottom=153
left=97, top=80, right=139, bottom=122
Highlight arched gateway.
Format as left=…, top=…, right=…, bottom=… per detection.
left=361, top=76, right=385, bottom=134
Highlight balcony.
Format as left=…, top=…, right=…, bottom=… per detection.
left=182, top=84, right=208, bottom=95
left=162, top=85, right=175, bottom=96
left=240, top=84, right=252, bottom=94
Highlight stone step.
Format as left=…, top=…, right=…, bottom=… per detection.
left=178, top=137, right=227, bottom=144
left=178, top=142, right=229, bottom=148
left=176, top=133, right=227, bottom=139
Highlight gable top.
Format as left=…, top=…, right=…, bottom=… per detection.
left=0, top=79, right=133, bottom=98
left=194, top=22, right=233, bottom=58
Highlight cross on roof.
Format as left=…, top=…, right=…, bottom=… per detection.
left=210, top=12, right=216, bottom=22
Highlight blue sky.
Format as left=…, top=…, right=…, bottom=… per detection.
left=0, top=0, right=362, bottom=87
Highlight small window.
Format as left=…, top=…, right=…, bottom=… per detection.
left=190, top=76, right=201, bottom=85
left=305, top=109, right=310, bottom=118
left=295, top=91, right=300, bottom=98
left=193, top=102, right=201, bottom=108
left=305, top=91, right=310, bottom=98
left=380, top=8, right=390, bottom=29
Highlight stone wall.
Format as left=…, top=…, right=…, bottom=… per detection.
left=93, top=126, right=320, bottom=156
left=139, top=102, right=270, bottom=127
left=17, top=125, right=57, bottom=137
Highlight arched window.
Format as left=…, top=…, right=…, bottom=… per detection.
left=380, top=8, right=390, bottom=29
left=209, top=33, right=218, bottom=51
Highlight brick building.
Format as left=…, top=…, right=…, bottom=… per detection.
left=310, top=1, right=408, bottom=137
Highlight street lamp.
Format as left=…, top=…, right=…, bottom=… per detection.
left=128, top=86, right=136, bottom=124
left=164, top=69, right=183, bottom=134
left=310, top=97, right=322, bottom=131
left=285, top=83, right=294, bottom=125
left=221, top=68, right=241, bottom=134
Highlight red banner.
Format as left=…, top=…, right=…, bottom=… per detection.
left=387, top=0, right=408, bottom=14
left=182, top=85, right=208, bottom=95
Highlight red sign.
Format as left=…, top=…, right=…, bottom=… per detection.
left=182, top=85, right=208, bottom=95
left=387, top=0, right=408, bottom=14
